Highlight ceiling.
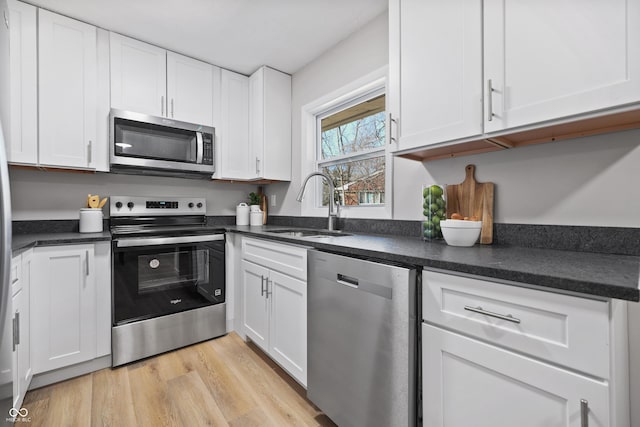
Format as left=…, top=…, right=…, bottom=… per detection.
left=26, top=0, right=388, bottom=76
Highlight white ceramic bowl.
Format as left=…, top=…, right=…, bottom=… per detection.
left=440, top=219, right=482, bottom=247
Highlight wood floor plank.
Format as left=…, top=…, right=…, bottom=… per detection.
left=127, top=358, right=176, bottom=427
left=167, top=370, right=230, bottom=427
left=22, top=332, right=335, bottom=427
left=91, top=367, right=136, bottom=427
left=43, top=373, right=93, bottom=427
left=176, top=339, right=256, bottom=422
left=210, top=334, right=327, bottom=427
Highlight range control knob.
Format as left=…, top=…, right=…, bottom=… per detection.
left=127, top=202, right=134, bottom=209
left=188, top=202, right=194, bottom=208
left=115, top=201, right=123, bottom=209
left=196, top=202, right=203, bottom=208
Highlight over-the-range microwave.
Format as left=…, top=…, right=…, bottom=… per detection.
left=109, top=109, right=215, bottom=179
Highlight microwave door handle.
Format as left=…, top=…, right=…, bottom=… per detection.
left=196, top=132, right=204, bottom=164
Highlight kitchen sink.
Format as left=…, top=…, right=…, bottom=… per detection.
left=266, top=229, right=352, bottom=238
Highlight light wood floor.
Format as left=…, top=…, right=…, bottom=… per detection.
left=23, top=332, right=337, bottom=427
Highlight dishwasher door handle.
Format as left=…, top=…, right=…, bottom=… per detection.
left=336, top=274, right=359, bottom=289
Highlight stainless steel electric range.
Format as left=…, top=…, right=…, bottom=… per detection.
left=109, top=196, right=226, bottom=367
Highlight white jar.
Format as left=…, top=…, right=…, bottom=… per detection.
left=236, top=203, right=250, bottom=225
left=79, top=208, right=103, bottom=233
left=250, top=210, right=263, bottom=226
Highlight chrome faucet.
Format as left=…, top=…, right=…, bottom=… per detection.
left=296, top=172, right=340, bottom=231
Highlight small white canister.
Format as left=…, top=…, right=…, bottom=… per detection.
left=236, top=203, right=250, bottom=225
left=79, top=208, right=103, bottom=233
left=250, top=210, right=263, bottom=226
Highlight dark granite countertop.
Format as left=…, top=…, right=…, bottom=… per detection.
left=12, top=231, right=112, bottom=254
left=227, top=225, right=640, bottom=302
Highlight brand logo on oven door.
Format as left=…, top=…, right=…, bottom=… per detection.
left=170, top=299, right=182, bottom=304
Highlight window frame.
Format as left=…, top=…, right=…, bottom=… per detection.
left=300, top=67, right=392, bottom=220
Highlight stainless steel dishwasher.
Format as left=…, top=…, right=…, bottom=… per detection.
left=307, top=250, right=418, bottom=427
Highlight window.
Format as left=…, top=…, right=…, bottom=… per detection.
left=317, top=92, right=386, bottom=208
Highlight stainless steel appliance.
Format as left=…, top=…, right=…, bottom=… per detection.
left=307, top=250, right=418, bottom=427
left=110, top=196, right=226, bottom=367
left=109, top=109, right=215, bottom=178
left=0, top=0, right=14, bottom=424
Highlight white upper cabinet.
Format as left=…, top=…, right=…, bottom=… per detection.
left=110, top=33, right=214, bottom=126
left=250, top=66, right=291, bottom=181
left=390, top=0, right=482, bottom=151
left=391, top=0, right=640, bottom=157
left=7, top=0, right=37, bottom=164
left=167, top=51, right=215, bottom=125
left=484, top=0, right=640, bottom=133
left=110, top=33, right=166, bottom=117
left=38, top=9, right=97, bottom=169
left=216, top=69, right=251, bottom=179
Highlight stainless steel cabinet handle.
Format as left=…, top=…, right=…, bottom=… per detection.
left=388, top=113, right=397, bottom=144
left=266, top=279, right=272, bottom=299
left=13, top=312, right=20, bottom=350
left=464, top=305, right=520, bottom=324
left=260, top=275, right=265, bottom=297
left=87, top=140, right=92, bottom=164
left=4, top=11, right=9, bottom=29
left=580, top=399, right=589, bottom=427
left=255, top=157, right=260, bottom=174
left=171, top=98, right=174, bottom=118
left=161, top=96, right=165, bottom=116
left=487, top=79, right=494, bottom=122
left=85, top=250, right=89, bottom=276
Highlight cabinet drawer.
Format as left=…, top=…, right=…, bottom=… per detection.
left=11, top=253, right=22, bottom=295
left=242, top=237, right=308, bottom=281
left=422, top=270, right=610, bottom=379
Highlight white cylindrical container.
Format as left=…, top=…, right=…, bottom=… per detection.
left=250, top=210, right=263, bottom=226
left=79, top=208, right=103, bottom=233
left=236, top=203, right=250, bottom=225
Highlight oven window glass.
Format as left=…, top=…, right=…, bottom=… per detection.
left=138, top=249, right=209, bottom=293
left=113, top=241, right=225, bottom=326
left=114, top=118, right=197, bottom=163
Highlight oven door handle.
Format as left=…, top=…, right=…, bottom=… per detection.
left=115, top=234, right=224, bottom=248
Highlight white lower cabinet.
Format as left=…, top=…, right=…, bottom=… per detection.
left=422, top=270, right=629, bottom=427
left=10, top=249, right=32, bottom=411
left=240, top=237, right=307, bottom=386
left=30, top=243, right=110, bottom=374
left=423, top=323, right=608, bottom=427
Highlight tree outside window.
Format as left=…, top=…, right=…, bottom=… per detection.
left=317, top=94, right=386, bottom=207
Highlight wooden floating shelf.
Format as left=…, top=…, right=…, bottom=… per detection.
left=397, top=108, right=640, bottom=162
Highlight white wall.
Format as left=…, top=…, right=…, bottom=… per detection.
left=9, top=168, right=256, bottom=220
left=274, top=7, right=640, bottom=228
left=394, top=129, right=640, bottom=227
left=268, top=11, right=390, bottom=216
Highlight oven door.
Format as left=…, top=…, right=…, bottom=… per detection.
left=112, top=234, right=225, bottom=326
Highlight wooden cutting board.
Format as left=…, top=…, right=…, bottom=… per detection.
left=445, top=164, right=495, bottom=244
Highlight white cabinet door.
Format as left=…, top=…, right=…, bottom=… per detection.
left=7, top=0, right=37, bottom=165
left=268, top=270, right=306, bottom=385
left=250, top=66, right=291, bottom=181
left=166, top=51, right=214, bottom=126
left=217, top=69, right=250, bottom=179
left=110, top=32, right=166, bottom=117
left=241, top=259, right=269, bottom=351
left=484, top=0, right=640, bottom=133
left=38, top=9, right=96, bottom=169
left=19, top=249, right=32, bottom=389
left=393, top=0, right=482, bottom=150
left=423, top=323, right=609, bottom=427
left=31, top=245, right=96, bottom=373
left=11, top=288, right=23, bottom=410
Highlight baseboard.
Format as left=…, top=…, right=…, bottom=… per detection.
left=29, top=355, right=111, bottom=390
